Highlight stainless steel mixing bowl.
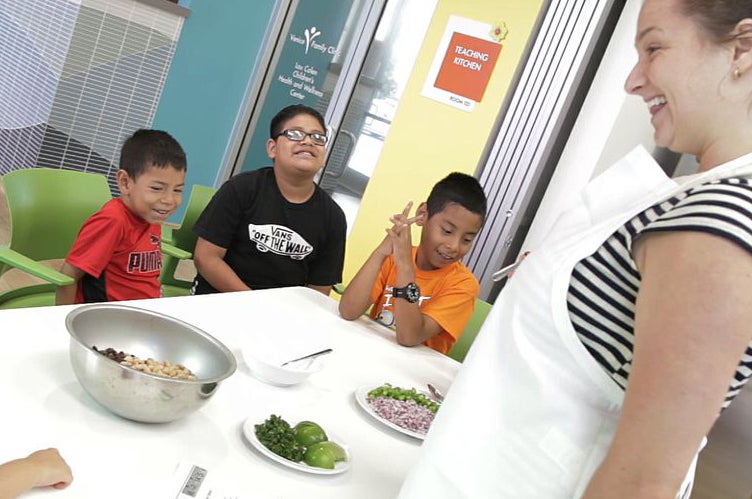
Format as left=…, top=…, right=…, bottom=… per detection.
left=66, top=303, right=237, bottom=423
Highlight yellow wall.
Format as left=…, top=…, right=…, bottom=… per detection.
left=342, top=0, right=545, bottom=284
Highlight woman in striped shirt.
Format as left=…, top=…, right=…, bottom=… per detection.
left=400, top=1, right=752, bottom=498
left=582, top=1, right=752, bottom=496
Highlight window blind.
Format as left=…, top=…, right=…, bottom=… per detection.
left=0, top=0, right=184, bottom=193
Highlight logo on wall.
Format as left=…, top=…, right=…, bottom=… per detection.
left=289, top=26, right=339, bottom=57
left=304, top=26, right=321, bottom=54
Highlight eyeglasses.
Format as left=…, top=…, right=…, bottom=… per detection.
left=275, top=128, right=328, bottom=146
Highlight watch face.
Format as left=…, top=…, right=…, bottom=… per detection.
left=405, top=282, right=420, bottom=303
left=394, top=282, right=421, bottom=303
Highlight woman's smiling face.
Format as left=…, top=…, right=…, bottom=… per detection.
left=624, top=0, right=736, bottom=160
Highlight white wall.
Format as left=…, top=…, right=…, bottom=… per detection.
left=522, top=0, right=652, bottom=249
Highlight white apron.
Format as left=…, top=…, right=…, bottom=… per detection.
left=399, top=147, right=752, bottom=498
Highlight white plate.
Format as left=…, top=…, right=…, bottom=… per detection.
left=354, top=383, right=436, bottom=440
left=242, top=416, right=352, bottom=475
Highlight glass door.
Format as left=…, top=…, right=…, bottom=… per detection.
left=230, top=0, right=386, bottom=176
left=229, top=0, right=438, bottom=234
left=319, top=0, right=438, bottom=233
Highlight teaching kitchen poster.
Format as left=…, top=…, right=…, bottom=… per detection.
left=238, top=0, right=355, bottom=173
left=421, top=15, right=508, bottom=111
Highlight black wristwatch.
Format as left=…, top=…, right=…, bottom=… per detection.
left=392, top=282, right=421, bottom=303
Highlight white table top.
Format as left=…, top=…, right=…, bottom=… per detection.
left=0, top=287, right=459, bottom=498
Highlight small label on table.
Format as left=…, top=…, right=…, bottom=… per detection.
left=171, top=463, right=246, bottom=499
left=179, top=465, right=207, bottom=497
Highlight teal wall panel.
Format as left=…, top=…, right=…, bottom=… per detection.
left=153, top=0, right=278, bottom=221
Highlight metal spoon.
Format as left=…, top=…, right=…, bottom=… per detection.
left=491, top=260, right=523, bottom=282
left=280, top=348, right=333, bottom=367
left=427, top=383, right=445, bottom=403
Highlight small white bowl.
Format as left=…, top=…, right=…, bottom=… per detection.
left=243, top=350, right=324, bottom=386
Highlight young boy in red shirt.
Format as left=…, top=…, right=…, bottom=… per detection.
left=56, top=129, right=186, bottom=304
left=338, top=172, right=487, bottom=354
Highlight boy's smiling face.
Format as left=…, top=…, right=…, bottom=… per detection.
left=266, top=113, right=326, bottom=178
left=117, top=163, right=185, bottom=224
left=416, top=202, right=483, bottom=271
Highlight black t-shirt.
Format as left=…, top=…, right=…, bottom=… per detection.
left=193, top=167, right=346, bottom=294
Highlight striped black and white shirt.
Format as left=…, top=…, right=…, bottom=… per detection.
left=567, top=177, right=752, bottom=408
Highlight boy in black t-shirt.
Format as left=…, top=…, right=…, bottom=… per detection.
left=192, top=104, right=346, bottom=295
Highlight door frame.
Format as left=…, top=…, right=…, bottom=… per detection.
left=218, top=0, right=387, bottom=183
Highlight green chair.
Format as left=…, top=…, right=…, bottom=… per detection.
left=160, top=184, right=217, bottom=297
left=0, top=168, right=113, bottom=309
left=448, top=298, right=492, bottom=362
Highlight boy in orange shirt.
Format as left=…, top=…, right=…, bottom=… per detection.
left=339, top=172, right=487, bottom=354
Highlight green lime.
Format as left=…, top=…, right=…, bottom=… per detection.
left=316, top=441, right=347, bottom=462
left=303, top=443, right=336, bottom=469
left=293, top=421, right=327, bottom=447
left=294, top=420, right=320, bottom=429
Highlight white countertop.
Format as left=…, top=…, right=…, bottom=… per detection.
left=0, top=287, right=459, bottom=498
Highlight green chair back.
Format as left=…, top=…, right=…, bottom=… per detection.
left=160, top=184, right=217, bottom=295
left=0, top=168, right=112, bottom=308
left=2, top=168, right=112, bottom=270
left=448, top=298, right=492, bottom=362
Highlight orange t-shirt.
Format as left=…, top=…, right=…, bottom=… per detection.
left=369, top=247, right=479, bottom=354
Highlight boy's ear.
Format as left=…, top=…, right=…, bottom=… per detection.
left=732, top=19, right=752, bottom=74
left=415, top=202, right=429, bottom=226
left=266, top=137, right=277, bottom=160
left=116, top=169, right=131, bottom=194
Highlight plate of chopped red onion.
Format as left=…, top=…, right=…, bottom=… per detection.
left=354, top=383, right=440, bottom=440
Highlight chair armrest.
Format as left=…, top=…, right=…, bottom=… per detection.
left=161, top=242, right=192, bottom=260
left=161, top=224, right=176, bottom=245
left=0, top=247, right=74, bottom=285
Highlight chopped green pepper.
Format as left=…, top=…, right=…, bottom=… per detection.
left=368, top=383, right=440, bottom=413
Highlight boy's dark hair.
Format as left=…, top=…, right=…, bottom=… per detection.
left=119, top=129, right=187, bottom=178
left=270, top=104, right=326, bottom=138
left=426, top=172, right=487, bottom=220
